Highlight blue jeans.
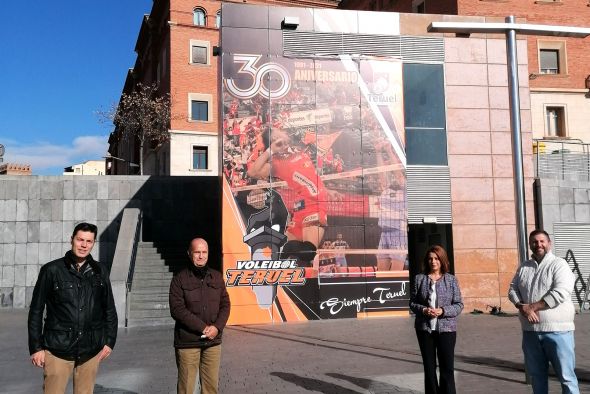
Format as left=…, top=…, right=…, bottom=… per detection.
left=522, top=331, right=579, bottom=394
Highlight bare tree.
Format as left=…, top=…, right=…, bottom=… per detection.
left=99, top=83, right=171, bottom=175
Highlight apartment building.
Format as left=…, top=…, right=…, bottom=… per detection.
left=107, top=0, right=339, bottom=175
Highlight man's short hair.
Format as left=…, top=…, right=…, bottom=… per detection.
left=72, top=222, right=98, bottom=240
left=529, top=229, right=550, bottom=241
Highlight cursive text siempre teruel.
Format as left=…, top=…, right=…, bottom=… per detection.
left=320, top=283, right=407, bottom=315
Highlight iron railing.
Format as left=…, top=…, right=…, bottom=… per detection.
left=534, top=139, right=590, bottom=181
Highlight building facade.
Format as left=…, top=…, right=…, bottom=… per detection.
left=108, top=0, right=340, bottom=176
left=338, top=0, right=590, bottom=142
left=219, top=3, right=535, bottom=323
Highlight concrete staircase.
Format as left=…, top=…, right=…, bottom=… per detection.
left=127, top=242, right=188, bottom=327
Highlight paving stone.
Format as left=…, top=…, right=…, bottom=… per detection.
left=85, top=200, right=98, bottom=222
left=50, top=222, right=62, bottom=243
left=50, top=243, right=64, bottom=260
left=0, top=287, right=13, bottom=307
left=108, top=182, right=120, bottom=199
left=15, top=222, right=27, bottom=244
left=4, top=180, right=17, bottom=199
left=14, top=244, right=26, bottom=265
left=63, top=180, right=74, bottom=199
left=51, top=199, right=63, bottom=221
left=74, top=200, right=86, bottom=221
left=38, top=243, right=50, bottom=264
left=25, top=286, right=34, bottom=308
left=12, top=286, right=25, bottom=307
left=87, top=181, right=98, bottom=200
left=27, top=222, right=40, bottom=243
left=2, top=244, right=15, bottom=266
left=39, top=200, right=52, bottom=221
left=62, top=221, right=75, bottom=242
left=4, top=200, right=16, bottom=221
left=39, top=222, right=51, bottom=243
left=97, top=180, right=109, bottom=200
left=14, top=265, right=26, bottom=286
left=0, top=266, right=14, bottom=287
left=27, top=199, right=40, bottom=221
left=28, top=182, right=40, bottom=200
left=26, top=244, right=39, bottom=266
left=17, top=180, right=29, bottom=199
left=97, top=200, right=109, bottom=221
left=16, top=200, right=28, bottom=221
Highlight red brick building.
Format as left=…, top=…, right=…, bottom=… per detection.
left=338, top=0, right=590, bottom=142
left=108, top=0, right=340, bottom=175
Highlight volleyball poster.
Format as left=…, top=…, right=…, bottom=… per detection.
left=221, top=54, right=409, bottom=323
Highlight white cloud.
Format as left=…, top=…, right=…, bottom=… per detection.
left=1, top=135, right=109, bottom=174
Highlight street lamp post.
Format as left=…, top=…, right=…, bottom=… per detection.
left=427, top=18, right=590, bottom=264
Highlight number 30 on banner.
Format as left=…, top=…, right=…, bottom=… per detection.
left=224, top=54, right=291, bottom=100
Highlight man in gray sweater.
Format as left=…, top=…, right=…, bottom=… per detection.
left=509, top=229, right=578, bottom=394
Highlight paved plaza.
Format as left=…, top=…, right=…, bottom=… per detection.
left=1, top=310, right=589, bottom=393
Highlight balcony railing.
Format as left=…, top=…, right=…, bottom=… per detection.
left=534, top=139, right=590, bottom=181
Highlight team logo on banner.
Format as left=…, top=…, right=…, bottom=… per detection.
left=224, top=54, right=291, bottom=99
left=225, top=259, right=306, bottom=286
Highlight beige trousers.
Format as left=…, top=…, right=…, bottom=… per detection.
left=175, top=345, right=222, bottom=394
left=43, top=351, right=101, bottom=394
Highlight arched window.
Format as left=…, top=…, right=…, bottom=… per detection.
left=215, top=11, right=221, bottom=28
left=193, top=8, right=206, bottom=26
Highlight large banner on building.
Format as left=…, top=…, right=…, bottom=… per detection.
left=221, top=53, right=408, bottom=323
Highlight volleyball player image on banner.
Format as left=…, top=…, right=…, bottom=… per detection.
left=221, top=54, right=409, bottom=323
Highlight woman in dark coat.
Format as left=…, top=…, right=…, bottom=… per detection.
left=410, top=245, right=463, bottom=394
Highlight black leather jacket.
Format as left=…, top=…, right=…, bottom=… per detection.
left=28, top=251, right=118, bottom=361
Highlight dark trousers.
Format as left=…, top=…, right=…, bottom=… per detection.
left=416, top=329, right=457, bottom=394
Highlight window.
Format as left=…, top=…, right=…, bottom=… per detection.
left=191, top=101, right=208, bottom=121
left=190, top=40, right=210, bottom=65
left=545, top=106, right=566, bottom=137
left=540, top=49, right=559, bottom=74
left=189, top=93, right=212, bottom=122
left=193, top=146, right=208, bottom=169
left=216, top=11, right=221, bottom=28
left=191, top=46, right=207, bottom=64
left=538, top=40, right=566, bottom=75
left=193, top=8, right=206, bottom=26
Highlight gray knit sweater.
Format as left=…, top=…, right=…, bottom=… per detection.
left=508, top=251, right=575, bottom=332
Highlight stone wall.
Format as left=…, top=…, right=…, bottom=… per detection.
left=0, top=175, right=220, bottom=309
left=537, top=178, right=590, bottom=236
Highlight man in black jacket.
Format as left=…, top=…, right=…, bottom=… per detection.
left=28, top=222, right=118, bottom=393
left=169, top=238, right=231, bottom=394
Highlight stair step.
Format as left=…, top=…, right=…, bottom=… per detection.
left=129, top=308, right=173, bottom=319
left=126, top=317, right=174, bottom=327
left=130, top=293, right=169, bottom=302
left=131, top=284, right=171, bottom=292
left=133, top=272, right=174, bottom=280
left=130, top=301, right=170, bottom=310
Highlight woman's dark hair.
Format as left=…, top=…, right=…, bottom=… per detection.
left=422, top=245, right=450, bottom=275
left=72, top=222, right=98, bottom=240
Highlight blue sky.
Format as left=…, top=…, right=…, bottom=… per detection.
left=0, top=0, right=153, bottom=175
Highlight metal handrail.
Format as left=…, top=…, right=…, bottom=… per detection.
left=125, top=210, right=142, bottom=325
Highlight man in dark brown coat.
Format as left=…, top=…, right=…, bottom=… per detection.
left=169, top=238, right=231, bottom=394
